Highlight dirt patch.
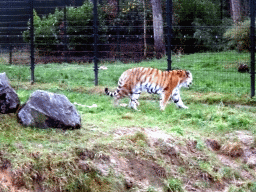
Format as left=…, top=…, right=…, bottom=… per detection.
left=0, top=168, right=29, bottom=192
left=2, top=128, right=256, bottom=191
left=111, top=155, right=166, bottom=190
left=205, top=139, right=221, bottom=151
left=110, top=128, right=256, bottom=191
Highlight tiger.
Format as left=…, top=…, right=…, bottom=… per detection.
left=105, top=67, right=193, bottom=110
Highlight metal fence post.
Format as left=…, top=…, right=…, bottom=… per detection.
left=7, top=22, right=12, bottom=65
left=93, top=0, right=98, bottom=86
left=30, top=0, right=35, bottom=84
left=64, top=1, right=68, bottom=63
left=166, top=0, right=172, bottom=71
left=117, top=0, right=120, bottom=60
left=220, top=0, right=223, bottom=20
left=250, top=0, right=255, bottom=97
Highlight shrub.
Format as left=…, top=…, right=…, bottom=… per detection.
left=23, top=0, right=151, bottom=60
left=193, top=18, right=233, bottom=52
left=173, top=0, right=223, bottom=52
left=23, top=0, right=106, bottom=54
left=224, top=19, right=254, bottom=52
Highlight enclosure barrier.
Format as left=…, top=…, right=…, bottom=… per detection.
left=0, top=0, right=255, bottom=96
left=250, top=0, right=255, bottom=97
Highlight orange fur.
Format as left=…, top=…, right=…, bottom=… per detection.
left=105, top=67, right=192, bottom=110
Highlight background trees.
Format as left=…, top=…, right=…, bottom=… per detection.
left=23, top=0, right=252, bottom=61
left=151, top=0, right=165, bottom=59
left=230, top=0, right=241, bottom=23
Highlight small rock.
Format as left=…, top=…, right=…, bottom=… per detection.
left=77, top=149, right=95, bottom=160
left=205, top=139, right=221, bottom=151
left=160, top=144, right=177, bottom=157
left=187, top=140, right=197, bottom=153
left=110, top=158, right=117, bottom=165
left=78, top=160, right=90, bottom=172
left=221, top=142, right=244, bottom=158
left=96, top=163, right=110, bottom=176
left=124, top=178, right=133, bottom=189
left=238, top=63, right=249, bottom=73
left=152, top=164, right=166, bottom=178
left=235, top=131, right=254, bottom=146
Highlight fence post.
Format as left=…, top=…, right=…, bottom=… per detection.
left=166, top=0, right=172, bottom=71
left=29, top=0, right=35, bottom=84
left=220, top=0, right=223, bottom=20
left=8, top=23, right=12, bottom=65
left=93, top=0, right=98, bottom=86
left=117, top=0, right=120, bottom=60
left=64, top=1, right=68, bottom=63
left=250, top=0, right=255, bottom=97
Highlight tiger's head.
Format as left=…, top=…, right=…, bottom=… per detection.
left=177, top=70, right=193, bottom=88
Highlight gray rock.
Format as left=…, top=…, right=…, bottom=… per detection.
left=17, top=90, right=81, bottom=129
left=0, top=72, right=20, bottom=113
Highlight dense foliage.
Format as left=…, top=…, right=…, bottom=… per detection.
left=172, top=0, right=232, bottom=52
left=23, top=0, right=249, bottom=56
left=23, top=1, right=103, bottom=54
left=224, top=19, right=253, bottom=52
left=23, top=0, right=151, bottom=58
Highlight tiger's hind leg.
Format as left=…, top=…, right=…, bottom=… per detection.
left=129, top=93, right=140, bottom=110
left=113, top=87, right=130, bottom=107
left=172, top=87, right=188, bottom=109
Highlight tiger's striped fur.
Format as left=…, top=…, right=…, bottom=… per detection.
left=105, top=67, right=192, bottom=110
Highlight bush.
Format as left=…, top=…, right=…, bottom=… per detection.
left=193, top=18, right=233, bottom=52
left=23, top=0, right=151, bottom=60
left=23, top=0, right=232, bottom=58
left=23, top=0, right=106, bottom=55
left=224, top=19, right=254, bottom=52
left=173, top=0, right=223, bottom=52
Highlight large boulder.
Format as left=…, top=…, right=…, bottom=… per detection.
left=0, top=72, right=20, bottom=113
left=17, top=90, right=81, bottom=129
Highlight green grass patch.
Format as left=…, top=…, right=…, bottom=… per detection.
left=0, top=51, right=255, bottom=191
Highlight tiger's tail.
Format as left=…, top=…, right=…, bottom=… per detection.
left=105, top=88, right=118, bottom=97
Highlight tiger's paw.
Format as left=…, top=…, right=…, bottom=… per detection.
left=179, top=105, right=188, bottom=109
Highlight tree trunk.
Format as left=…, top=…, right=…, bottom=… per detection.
left=143, top=0, right=147, bottom=57
left=151, top=0, right=166, bottom=59
left=230, top=0, right=241, bottom=23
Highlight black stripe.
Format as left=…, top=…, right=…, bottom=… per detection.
left=174, top=99, right=179, bottom=103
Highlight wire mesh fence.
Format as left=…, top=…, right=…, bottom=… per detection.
left=0, top=0, right=255, bottom=96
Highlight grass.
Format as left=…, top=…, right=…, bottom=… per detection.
left=164, top=178, right=184, bottom=192
left=0, top=51, right=251, bottom=93
left=0, top=51, right=256, bottom=191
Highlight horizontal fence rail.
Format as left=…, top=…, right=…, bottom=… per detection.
left=0, top=0, right=254, bottom=96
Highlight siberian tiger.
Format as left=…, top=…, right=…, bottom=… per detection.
left=105, top=67, right=192, bottom=110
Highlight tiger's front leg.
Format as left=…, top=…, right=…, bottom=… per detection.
left=160, top=92, right=172, bottom=110
left=172, top=88, right=188, bottom=109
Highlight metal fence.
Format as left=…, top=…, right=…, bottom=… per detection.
left=0, top=0, right=255, bottom=96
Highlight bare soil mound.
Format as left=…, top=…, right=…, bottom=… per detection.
left=0, top=128, right=255, bottom=191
